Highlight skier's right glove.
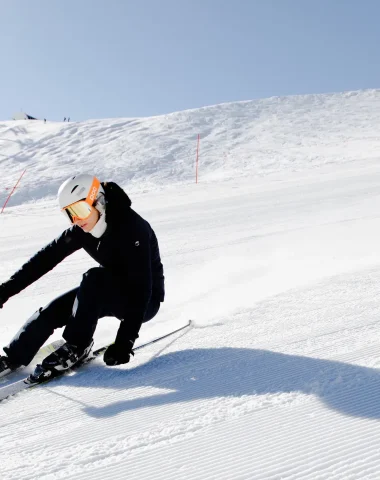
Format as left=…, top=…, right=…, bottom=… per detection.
left=103, top=340, right=135, bottom=366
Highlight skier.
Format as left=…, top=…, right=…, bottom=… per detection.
left=0, top=174, right=165, bottom=380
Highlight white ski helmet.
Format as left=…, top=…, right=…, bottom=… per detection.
left=58, top=174, right=105, bottom=210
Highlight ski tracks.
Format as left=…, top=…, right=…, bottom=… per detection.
left=2, top=273, right=380, bottom=479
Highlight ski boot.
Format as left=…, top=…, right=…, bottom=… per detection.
left=28, top=340, right=94, bottom=384
left=0, top=355, right=21, bottom=378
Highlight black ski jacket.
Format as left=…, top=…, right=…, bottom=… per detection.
left=0, top=182, right=165, bottom=324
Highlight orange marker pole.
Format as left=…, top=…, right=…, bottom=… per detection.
left=195, top=134, right=200, bottom=184
left=1, top=169, right=27, bottom=213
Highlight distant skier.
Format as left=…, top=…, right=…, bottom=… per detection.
left=0, top=174, right=165, bottom=380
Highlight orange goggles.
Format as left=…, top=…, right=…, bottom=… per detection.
left=63, top=200, right=94, bottom=223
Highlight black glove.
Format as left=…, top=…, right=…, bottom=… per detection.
left=103, top=340, right=135, bottom=366
left=0, top=285, right=10, bottom=309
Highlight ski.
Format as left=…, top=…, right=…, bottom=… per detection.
left=0, top=320, right=192, bottom=402
left=0, top=338, right=65, bottom=381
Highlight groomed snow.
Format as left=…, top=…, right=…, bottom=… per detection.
left=2, top=89, right=380, bottom=479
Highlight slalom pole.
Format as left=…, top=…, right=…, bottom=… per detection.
left=195, top=134, right=200, bottom=184
left=1, top=169, right=27, bottom=213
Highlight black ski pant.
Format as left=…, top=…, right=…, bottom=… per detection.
left=4, top=267, right=160, bottom=366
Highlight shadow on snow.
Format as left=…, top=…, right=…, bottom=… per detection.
left=53, top=347, right=380, bottom=421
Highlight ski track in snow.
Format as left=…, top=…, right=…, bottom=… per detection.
left=2, top=91, right=380, bottom=478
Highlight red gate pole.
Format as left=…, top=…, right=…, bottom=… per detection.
left=1, top=169, right=27, bottom=213
left=195, top=134, right=200, bottom=184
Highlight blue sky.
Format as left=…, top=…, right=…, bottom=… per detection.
left=1, top=0, right=380, bottom=121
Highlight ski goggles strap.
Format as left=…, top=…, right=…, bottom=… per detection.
left=85, top=177, right=101, bottom=206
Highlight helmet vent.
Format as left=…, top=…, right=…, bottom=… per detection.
left=71, top=185, right=79, bottom=194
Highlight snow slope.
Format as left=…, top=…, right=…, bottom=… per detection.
left=2, top=88, right=380, bottom=205
left=2, top=89, right=380, bottom=479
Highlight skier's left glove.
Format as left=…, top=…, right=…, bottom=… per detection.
left=103, top=340, right=135, bottom=366
left=0, top=284, right=10, bottom=309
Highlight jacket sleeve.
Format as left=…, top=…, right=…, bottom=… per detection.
left=0, top=227, right=83, bottom=300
